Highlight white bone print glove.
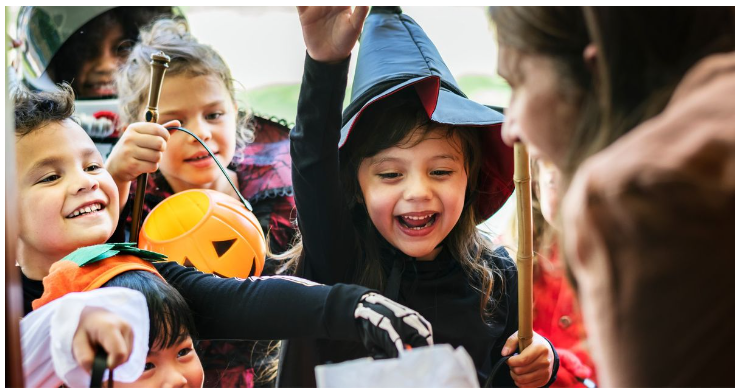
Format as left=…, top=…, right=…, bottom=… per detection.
left=354, top=292, right=433, bottom=358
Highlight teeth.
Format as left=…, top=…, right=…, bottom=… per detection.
left=408, top=220, right=435, bottom=230
left=67, top=203, right=103, bottom=218
left=404, top=214, right=434, bottom=221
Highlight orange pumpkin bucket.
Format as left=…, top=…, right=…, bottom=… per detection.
left=139, top=189, right=266, bottom=278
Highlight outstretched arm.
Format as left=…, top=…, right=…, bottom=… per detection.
left=155, top=262, right=432, bottom=352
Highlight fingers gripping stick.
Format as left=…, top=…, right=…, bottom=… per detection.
left=354, top=293, right=433, bottom=358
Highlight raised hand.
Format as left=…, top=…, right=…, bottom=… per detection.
left=105, top=119, right=180, bottom=210
left=297, top=6, right=369, bottom=63
left=354, top=292, right=433, bottom=358
left=106, top=120, right=180, bottom=183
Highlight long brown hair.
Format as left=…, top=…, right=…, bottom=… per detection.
left=276, top=90, right=504, bottom=320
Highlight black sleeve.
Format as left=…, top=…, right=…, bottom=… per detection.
left=290, top=53, right=357, bottom=284
left=154, top=262, right=371, bottom=341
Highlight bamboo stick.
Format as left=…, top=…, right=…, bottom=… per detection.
left=514, top=142, right=534, bottom=352
left=131, top=52, right=170, bottom=244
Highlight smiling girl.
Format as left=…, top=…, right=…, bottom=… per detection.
left=104, top=19, right=297, bottom=387
left=276, top=7, right=558, bottom=387
left=107, top=19, right=295, bottom=262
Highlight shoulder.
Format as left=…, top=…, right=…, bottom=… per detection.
left=251, top=115, right=292, bottom=144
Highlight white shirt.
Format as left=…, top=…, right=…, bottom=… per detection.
left=21, top=287, right=150, bottom=388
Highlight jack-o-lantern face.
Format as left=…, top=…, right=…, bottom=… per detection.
left=139, top=189, right=266, bottom=278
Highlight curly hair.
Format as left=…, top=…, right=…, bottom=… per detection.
left=13, top=83, right=78, bottom=138
left=117, top=18, right=254, bottom=146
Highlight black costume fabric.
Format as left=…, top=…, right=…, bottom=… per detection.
left=20, top=261, right=372, bottom=345
left=278, top=55, right=557, bottom=387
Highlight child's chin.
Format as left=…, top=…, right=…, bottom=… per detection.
left=398, top=244, right=437, bottom=259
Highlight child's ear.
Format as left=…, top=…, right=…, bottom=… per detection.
left=356, top=194, right=365, bottom=204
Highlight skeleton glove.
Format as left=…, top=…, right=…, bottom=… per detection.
left=354, top=292, right=434, bottom=358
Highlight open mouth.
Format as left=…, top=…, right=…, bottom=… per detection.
left=67, top=203, right=105, bottom=219
left=397, top=213, right=438, bottom=230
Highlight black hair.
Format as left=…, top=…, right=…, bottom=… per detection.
left=102, top=270, right=196, bottom=350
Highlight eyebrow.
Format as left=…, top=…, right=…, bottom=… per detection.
left=160, top=99, right=226, bottom=116
left=27, top=148, right=99, bottom=176
left=369, top=154, right=459, bottom=166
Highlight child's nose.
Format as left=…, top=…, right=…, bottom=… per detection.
left=403, top=175, right=433, bottom=202
left=188, top=119, right=212, bottom=142
left=92, top=46, right=121, bottom=74
left=161, top=368, right=188, bottom=388
left=70, top=172, right=99, bottom=194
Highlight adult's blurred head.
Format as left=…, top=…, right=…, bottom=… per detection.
left=489, top=6, right=734, bottom=179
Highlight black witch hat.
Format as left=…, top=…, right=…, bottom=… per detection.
left=339, top=7, right=514, bottom=222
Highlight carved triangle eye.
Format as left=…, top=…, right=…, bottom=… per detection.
left=248, top=257, right=256, bottom=277
left=213, top=239, right=237, bottom=257
left=183, top=257, right=195, bottom=268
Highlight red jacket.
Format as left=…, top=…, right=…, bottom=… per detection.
left=533, top=245, right=597, bottom=387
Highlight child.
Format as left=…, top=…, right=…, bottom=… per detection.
left=22, top=287, right=147, bottom=387
left=17, top=6, right=179, bottom=98
left=278, top=7, right=558, bottom=387
left=104, top=18, right=296, bottom=386
left=12, top=83, right=434, bottom=385
left=25, top=248, right=202, bottom=387
left=107, top=19, right=295, bottom=262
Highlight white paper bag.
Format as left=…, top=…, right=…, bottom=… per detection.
left=315, top=344, right=480, bottom=388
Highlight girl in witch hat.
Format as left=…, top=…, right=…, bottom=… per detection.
left=277, top=6, right=558, bottom=387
